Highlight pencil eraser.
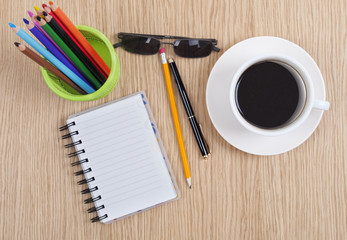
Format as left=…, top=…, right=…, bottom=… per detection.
left=159, top=48, right=165, bottom=54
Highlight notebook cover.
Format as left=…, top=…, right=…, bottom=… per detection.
left=66, top=91, right=180, bottom=223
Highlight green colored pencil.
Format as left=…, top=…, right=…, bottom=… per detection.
left=36, top=16, right=102, bottom=89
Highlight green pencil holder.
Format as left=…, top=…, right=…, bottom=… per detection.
left=41, top=25, right=120, bottom=101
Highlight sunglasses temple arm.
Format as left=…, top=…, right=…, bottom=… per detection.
left=118, top=32, right=218, bottom=42
left=117, top=32, right=170, bottom=39
left=212, top=46, right=220, bottom=52
left=113, top=42, right=122, bottom=48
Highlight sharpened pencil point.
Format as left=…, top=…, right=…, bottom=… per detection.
left=49, top=1, right=53, bottom=5
left=8, top=23, right=16, bottom=28
left=14, top=42, right=20, bottom=47
left=186, top=177, right=192, bottom=188
left=28, top=10, right=34, bottom=18
left=42, top=3, right=47, bottom=8
left=36, top=16, right=41, bottom=21
left=34, top=5, right=40, bottom=12
left=43, top=11, right=48, bottom=16
left=23, top=18, right=29, bottom=24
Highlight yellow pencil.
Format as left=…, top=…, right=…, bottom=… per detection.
left=159, top=48, right=191, bottom=188
left=34, top=5, right=41, bottom=12
left=34, top=5, right=44, bottom=18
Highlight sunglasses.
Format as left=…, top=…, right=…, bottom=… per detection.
left=113, top=32, right=220, bottom=58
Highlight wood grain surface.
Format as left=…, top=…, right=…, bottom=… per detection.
left=1, top=0, right=346, bottom=239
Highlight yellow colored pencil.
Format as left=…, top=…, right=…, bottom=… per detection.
left=34, top=5, right=41, bottom=12
left=34, top=5, right=44, bottom=18
left=159, top=48, right=191, bottom=188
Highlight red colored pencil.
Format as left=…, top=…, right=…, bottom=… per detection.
left=43, top=5, right=108, bottom=79
left=49, top=1, right=110, bottom=76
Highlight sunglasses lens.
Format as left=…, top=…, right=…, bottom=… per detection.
left=174, top=40, right=213, bottom=58
left=121, top=36, right=160, bottom=55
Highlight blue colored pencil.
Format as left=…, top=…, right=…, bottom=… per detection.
left=9, top=22, right=95, bottom=94
left=23, top=18, right=95, bottom=90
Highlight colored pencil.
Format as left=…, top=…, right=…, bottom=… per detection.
left=43, top=12, right=107, bottom=84
left=9, top=23, right=94, bottom=93
left=159, top=48, right=191, bottom=188
left=36, top=16, right=101, bottom=89
left=28, top=11, right=71, bottom=63
left=50, top=1, right=111, bottom=76
left=14, top=42, right=86, bottom=94
left=34, top=5, right=41, bottom=12
left=43, top=5, right=107, bottom=80
left=34, top=6, right=44, bottom=18
left=24, top=18, right=95, bottom=90
left=28, top=11, right=48, bottom=34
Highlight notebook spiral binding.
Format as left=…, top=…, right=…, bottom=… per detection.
left=81, top=186, right=98, bottom=194
left=88, top=205, right=105, bottom=213
left=91, top=214, right=108, bottom=223
left=85, top=195, right=102, bottom=204
left=59, top=121, right=75, bottom=131
left=65, top=140, right=82, bottom=148
left=74, top=168, right=92, bottom=176
left=60, top=122, right=108, bottom=223
left=71, top=158, right=89, bottom=166
left=62, top=131, right=79, bottom=139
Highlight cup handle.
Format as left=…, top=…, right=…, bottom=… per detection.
left=313, top=99, right=330, bottom=110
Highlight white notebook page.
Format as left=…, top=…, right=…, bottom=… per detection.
left=67, top=93, right=178, bottom=223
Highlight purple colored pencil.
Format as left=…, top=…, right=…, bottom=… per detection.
left=27, top=10, right=72, bottom=65
left=23, top=18, right=94, bottom=89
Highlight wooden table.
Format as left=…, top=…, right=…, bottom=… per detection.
left=1, top=0, right=346, bottom=239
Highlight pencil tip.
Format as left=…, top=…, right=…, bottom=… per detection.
left=49, top=1, right=53, bottom=5
left=42, top=11, right=48, bottom=16
left=36, top=16, right=41, bottom=21
left=28, top=10, right=34, bottom=17
left=34, top=5, right=40, bottom=11
left=186, top=177, right=192, bottom=188
left=42, top=3, right=47, bottom=8
left=23, top=18, right=29, bottom=24
left=8, top=23, right=15, bottom=28
left=189, top=186, right=191, bottom=189
left=14, top=42, right=20, bottom=47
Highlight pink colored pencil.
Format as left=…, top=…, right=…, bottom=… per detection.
left=28, top=11, right=46, bottom=34
left=27, top=10, right=74, bottom=66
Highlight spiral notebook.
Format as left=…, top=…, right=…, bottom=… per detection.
left=60, top=92, right=180, bottom=223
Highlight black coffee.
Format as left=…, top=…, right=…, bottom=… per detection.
left=235, top=61, right=299, bottom=129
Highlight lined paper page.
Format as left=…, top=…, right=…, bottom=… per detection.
left=67, top=93, right=178, bottom=223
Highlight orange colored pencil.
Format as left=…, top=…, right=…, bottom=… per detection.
left=49, top=1, right=110, bottom=77
left=159, top=48, right=191, bottom=188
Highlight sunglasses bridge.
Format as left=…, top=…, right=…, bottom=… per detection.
left=160, top=42, right=175, bottom=45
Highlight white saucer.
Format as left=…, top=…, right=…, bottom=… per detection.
left=206, top=36, right=327, bottom=155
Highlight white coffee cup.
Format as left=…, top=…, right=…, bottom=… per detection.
left=229, top=54, right=330, bottom=136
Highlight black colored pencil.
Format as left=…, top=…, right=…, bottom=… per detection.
left=168, top=58, right=211, bottom=160
left=42, top=13, right=107, bottom=84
